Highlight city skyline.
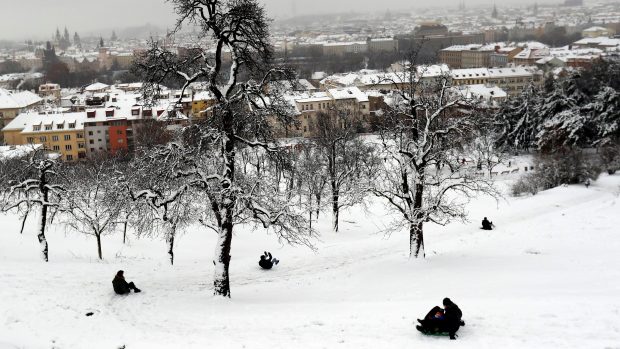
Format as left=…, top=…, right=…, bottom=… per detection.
left=0, top=0, right=561, bottom=41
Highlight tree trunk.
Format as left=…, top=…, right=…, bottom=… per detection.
left=213, top=126, right=235, bottom=298
left=123, top=216, right=129, bottom=244
left=96, top=233, right=102, bottom=260
left=38, top=204, right=49, bottom=262
left=411, top=182, right=425, bottom=259
left=167, top=224, right=176, bottom=266
left=409, top=222, right=425, bottom=259
left=20, top=210, right=29, bottom=234
left=213, top=216, right=233, bottom=297
left=331, top=181, right=339, bottom=233
left=315, top=193, right=322, bottom=218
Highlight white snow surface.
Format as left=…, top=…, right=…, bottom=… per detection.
left=1, top=172, right=620, bottom=348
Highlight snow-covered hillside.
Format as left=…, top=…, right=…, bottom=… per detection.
left=1, top=174, right=619, bottom=349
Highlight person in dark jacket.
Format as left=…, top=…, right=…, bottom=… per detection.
left=112, top=270, right=141, bottom=295
left=259, top=251, right=279, bottom=270
left=417, top=298, right=463, bottom=340
left=482, top=217, right=494, bottom=230
left=442, top=298, right=463, bottom=340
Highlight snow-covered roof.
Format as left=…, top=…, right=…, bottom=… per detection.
left=328, top=87, right=369, bottom=102
left=84, top=82, right=110, bottom=92
left=3, top=103, right=181, bottom=134
left=459, top=84, right=507, bottom=100
left=583, top=26, right=610, bottom=32
left=0, top=144, right=43, bottom=160
left=295, top=92, right=332, bottom=103
left=574, top=36, right=620, bottom=47
left=0, top=89, right=43, bottom=110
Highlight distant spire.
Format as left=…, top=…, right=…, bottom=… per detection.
left=492, top=3, right=499, bottom=19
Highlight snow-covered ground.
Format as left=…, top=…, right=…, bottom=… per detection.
left=1, top=172, right=620, bottom=349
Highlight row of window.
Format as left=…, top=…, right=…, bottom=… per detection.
left=87, top=130, right=124, bottom=136
left=27, top=134, right=84, bottom=143
left=33, top=123, right=76, bottom=131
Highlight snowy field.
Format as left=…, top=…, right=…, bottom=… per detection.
left=1, top=171, right=620, bottom=349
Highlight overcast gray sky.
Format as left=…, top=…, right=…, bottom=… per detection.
left=0, top=0, right=557, bottom=41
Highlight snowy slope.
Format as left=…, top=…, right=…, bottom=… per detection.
left=1, top=174, right=619, bottom=349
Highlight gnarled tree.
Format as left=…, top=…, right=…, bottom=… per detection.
left=135, top=0, right=315, bottom=297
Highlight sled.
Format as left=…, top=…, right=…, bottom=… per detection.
left=416, top=320, right=465, bottom=337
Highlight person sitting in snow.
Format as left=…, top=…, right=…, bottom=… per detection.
left=481, top=217, right=494, bottom=230
left=417, top=298, right=463, bottom=340
left=259, top=251, right=279, bottom=270
left=112, top=270, right=141, bottom=295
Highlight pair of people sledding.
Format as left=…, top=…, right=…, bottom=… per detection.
left=259, top=251, right=279, bottom=270
left=417, top=298, right=464, bottom=340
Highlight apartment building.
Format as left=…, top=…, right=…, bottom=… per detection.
left=322, top=38, right=398, bottom=57
left=274, top=86, right=371, bottom=138
left=2, top=105, right=186, bottom=161
left=440, top=44, right=523, bottom=69
left=2, top=112, right=87, bottom=161
left=451, top=67, right=543, bottom=96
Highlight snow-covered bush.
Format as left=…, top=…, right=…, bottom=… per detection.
left=533, top=149, right=601, bottom=189
left=511, top=173, right=540, bottom=196
left=599, top=144, right=620, bottom=175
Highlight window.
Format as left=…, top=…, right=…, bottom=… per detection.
left=33, top=125, right=41, bottom=131
left=53, top=145, right=60, bottom=151
left=65, top=145, right=72, bottom=151
left=66, top=155, right=73, bottom=161
left=57, top=124, right=64, bottom=130
left=45, top=125, right=52, bottom=131
left=89, top=140, right=94, bottom=144
left=90, top=148, right=95, bottom=152
left=39, top=136, right=47, bottom=142
left=64, top=135, right=71, bottom=141
left=78, top=152, right=87, bottom=159
left=88, top=131, right=93, bottom=136
left=117, top=139, right=124, bottom=144
left=77, top=133, right=84, bottom=139
left=78, top=143, right=85, bottom=149
left=117, top=130, right=123, bottom=135
left=52, top=136, right=59, bottom=142
left=68, top=123, right=75, bottom=129
left=27, top=137, right=35, bottom=143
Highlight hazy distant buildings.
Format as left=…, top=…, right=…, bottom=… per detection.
left=321, top=38, right=398, bottom=57
left=564, top=0, right=583, bottom=6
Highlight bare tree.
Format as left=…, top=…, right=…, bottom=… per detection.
left=297, top=142, right=328, bottom=228
left=126, top=144, right=198, bottom=265
left=134, top=0, right=315, bottom=297
left=373, top=57, right=498, bottom=258
left=0, top=150, right=65, bottom=261
left=311, top=110, right=374, bottom=232
left=61, top=157, right=124, bottom=260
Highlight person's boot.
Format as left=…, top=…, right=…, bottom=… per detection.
left=417, top=319, right=424, bottom=325
left=416, top=325, right=427, bottom=334
left=134, top=288, right=142, bottom=293
left=274, top=259, right=279, bottom=265
left=449, top=333, right=457, bottom=340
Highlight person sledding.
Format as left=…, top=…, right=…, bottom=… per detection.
left=112, top=270, right=141, bottom=295
left=259, top=251, right=279, bottom=270
left=416, top=298, right=464, bottom=340
left=481, top=217, right=494, bottom=230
